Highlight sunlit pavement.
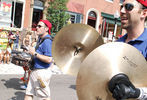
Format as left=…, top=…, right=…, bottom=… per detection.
left=0, top=63, right=78, bottom=100
left=0, top=63, right=24, bottom=74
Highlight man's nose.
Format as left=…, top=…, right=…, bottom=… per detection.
left=120, top=6, right=126, bottom=14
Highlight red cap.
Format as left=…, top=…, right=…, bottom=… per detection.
left=40, top=20, right=52, bottom=34
left=137, top=0, right=147, bottom=7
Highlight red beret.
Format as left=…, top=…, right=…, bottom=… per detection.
left=40, top=20, right=52, bottom=34
left=137, top=0, right=147, bottom=7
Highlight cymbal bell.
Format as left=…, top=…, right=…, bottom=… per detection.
left=76, top=42, right=147, bottom=100
left=52, top=23, right=104, bottom=76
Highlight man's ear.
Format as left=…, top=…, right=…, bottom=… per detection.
left=141, top=9, right=147, bottom=19
left=45, top=27, right=49, bottom=33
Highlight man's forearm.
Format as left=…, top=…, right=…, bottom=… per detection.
left=35, top=53, right=52, bottom=64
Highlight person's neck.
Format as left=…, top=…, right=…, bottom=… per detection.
left=125, top=24, right=145, bottom=43
left=40, top=32, right=48, bottom=39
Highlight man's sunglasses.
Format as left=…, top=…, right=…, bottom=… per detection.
left=36, top=25, right=43, bottom=28
left=120, top=3, right=134, bottom=11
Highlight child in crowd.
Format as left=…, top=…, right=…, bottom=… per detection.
left=3, top=42, right=12, bottom=64
left=0, top=49, right=4, bottom=64
left=20, top=32, right=32, bottom=90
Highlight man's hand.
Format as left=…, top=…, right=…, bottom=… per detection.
left=112, top=83, right=140, bottom=99
left=108, top=73, right=140, bottom=99
left=28, top=47, right=35, bottom=56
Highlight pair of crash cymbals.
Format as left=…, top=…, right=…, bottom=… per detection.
left=76, top=42, right=147, bottom=100
left=52, top=23, right=104, bottom=76
left=52, top=23, right=147, bottom=100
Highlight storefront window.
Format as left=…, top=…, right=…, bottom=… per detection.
left=101, top=18, right=122, bottom=43
left=0, top=0, right=24, bottom=29
left=32, top=0, right=44, bottom=31
left=67, top=11, right=82, bottom=23
left=88, top=11, right=96, bottom=28
left=11, top=1, right=23, bottom=28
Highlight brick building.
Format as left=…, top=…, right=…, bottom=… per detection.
left=0, top=0, right=124, bottom=41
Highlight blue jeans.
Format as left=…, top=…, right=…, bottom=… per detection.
left=13, top=43, right=19, bottom=50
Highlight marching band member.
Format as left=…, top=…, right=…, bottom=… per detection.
left=108, top=0, right=147, bottom=100
left=24, top=19, right=53, bottom=100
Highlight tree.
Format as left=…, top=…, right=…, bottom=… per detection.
left=46, top=0, right=70, bottom=35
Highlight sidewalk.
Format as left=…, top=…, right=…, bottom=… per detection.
left=0, top=63, right=24, bottom=74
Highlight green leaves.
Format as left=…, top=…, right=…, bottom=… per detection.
left=46, top=0, right=70, bottom=35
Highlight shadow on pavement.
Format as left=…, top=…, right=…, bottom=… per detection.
left=9, top=91, right=25, bottom=100
left=69, top=85, right=76, bottom=90
left=1, top=77, right=25, bottom=100
left=1, top=78, right=23, bottom=90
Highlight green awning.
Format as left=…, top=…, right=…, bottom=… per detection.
left=101, top=12, right=121, bottom=26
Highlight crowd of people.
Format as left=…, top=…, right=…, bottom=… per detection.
left=0, top=30, right=37, bottom=64
left=0, top=30, right=37, bottom=89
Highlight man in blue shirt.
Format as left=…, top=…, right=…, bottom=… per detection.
left=24, top=20, right=53, bottom=100
left=108, top=0, right=147, bottom=100
left=117, top=28, right=147, bottom=60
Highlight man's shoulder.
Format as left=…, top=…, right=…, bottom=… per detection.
left=41, top=36, right=52, bottom=46
left=116, top=34, right=127, bottom=42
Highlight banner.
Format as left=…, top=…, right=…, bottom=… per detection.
left=0, top=31, right=8, bottom=50
left=0, top=0, right=12, bottom=27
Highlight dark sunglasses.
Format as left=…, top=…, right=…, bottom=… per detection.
left=120, top=3, right=134, bottom=11
left=36, top=25, right=43, bottom=28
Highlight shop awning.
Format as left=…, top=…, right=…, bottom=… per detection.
left=67, top=2, right=84, bottom=14
left=101, top=12, right=121, bottom=26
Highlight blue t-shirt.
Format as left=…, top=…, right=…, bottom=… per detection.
left=14, top=35, right=19, bottom=43
left=117, top=28, right=147, bottom=60
left=34, top=34, right=52, bottom=69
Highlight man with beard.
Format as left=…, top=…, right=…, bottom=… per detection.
left=108, top=0, right=147, bottom=100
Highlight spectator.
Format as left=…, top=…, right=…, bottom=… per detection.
left=13, top=30, right=20, bottom=51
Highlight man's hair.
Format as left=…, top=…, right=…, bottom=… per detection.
left=137, top=1, right=147, bottom=21
left=142, top=4, right=147, bottom=9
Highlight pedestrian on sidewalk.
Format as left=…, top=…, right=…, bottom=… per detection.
left=13, top=30, right=21, bottom=51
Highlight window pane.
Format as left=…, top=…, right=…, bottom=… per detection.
left=11, top=2, right=23, bottom=28
left=70, top=14, right=76, bottom=23
left=88, top=11, right=96, bottom=18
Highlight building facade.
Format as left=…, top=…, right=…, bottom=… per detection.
left=0, top=0, right=124, bottom=41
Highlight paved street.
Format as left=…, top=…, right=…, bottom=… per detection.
left=0, top=63, right=78, bottom=100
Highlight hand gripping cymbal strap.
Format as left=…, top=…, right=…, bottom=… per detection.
left=108, top=73, right=139, bottom=100
left=108, top=73, right=134, bottom=93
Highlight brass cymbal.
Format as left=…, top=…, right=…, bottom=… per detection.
left=76, top=42, right=147, bottom=100
left=52, top=23, right=104, bottom=76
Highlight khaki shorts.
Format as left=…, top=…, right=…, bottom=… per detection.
left=25, top=67, right=52, bottom=99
